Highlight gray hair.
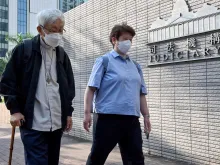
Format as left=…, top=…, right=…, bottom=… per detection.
left=37, top=9, right=65, bottom=27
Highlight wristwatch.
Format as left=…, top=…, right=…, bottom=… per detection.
left=143, top=114, right=150, bottom=118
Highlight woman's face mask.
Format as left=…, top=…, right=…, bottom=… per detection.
left=41, top=27, right=63, bottom=48
left=117, top=40, right=132, bottom=54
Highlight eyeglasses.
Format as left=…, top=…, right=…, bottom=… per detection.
left=40, top=25, right=66, bottom=34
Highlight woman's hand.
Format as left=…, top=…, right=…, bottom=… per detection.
left=83, top=113, right=92, bottom=132
left=144, top=116, right=151, bottom=133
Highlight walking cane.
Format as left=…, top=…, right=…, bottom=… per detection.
left=8, top=125, right=16, bottom=165
left=8, top=119, right=23, bottom=165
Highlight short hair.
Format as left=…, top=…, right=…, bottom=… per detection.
left=37, top=9, right=65, bottom=27
left=109, top=22, right=136, bottom=45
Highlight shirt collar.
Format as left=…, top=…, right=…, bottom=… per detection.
left=111, top=50, right=130, bottom=60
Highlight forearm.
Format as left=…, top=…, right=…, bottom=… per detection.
left=1, top=77, right=21, bottom=115
left=67, top=84, right=75, bottom=116
left=65, top=55, right=75, bottom=116
left=140, top=95, right=150, bottom=117
left=84, top=86, right=96, bottom=115
left=1, top=45, right=21, bottom=115
left=67, top=83, right=75, bottom=116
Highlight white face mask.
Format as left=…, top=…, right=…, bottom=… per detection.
left=42, top=29, right=63, bottom=48
left=117, top=40, right=131, bottom=54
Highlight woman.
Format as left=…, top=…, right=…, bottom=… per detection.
left=83, top=23, right=151, bottom=165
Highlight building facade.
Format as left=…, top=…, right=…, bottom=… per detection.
left=63, top=0, right=220, bottom=164
left=7, top=0, right=86, bottom=52
left=17, top=0, right=27, bottom=34
left=8, top=0, right=59, bottom=50
left=0, top=0, right=8, bottom=57
left=59, top=0, right=88, bottom=13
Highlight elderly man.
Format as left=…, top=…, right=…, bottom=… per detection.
left=0, top=9, right=75, bottom=165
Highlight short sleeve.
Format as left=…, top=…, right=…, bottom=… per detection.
left=87, top=57, right=104, bottom=89
left=137, top=64, right=147, bottom=95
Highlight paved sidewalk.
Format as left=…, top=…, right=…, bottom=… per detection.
left=0, top=124, right=189, bottom=165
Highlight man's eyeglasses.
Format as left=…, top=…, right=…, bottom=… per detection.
left=40, top=25, right=66, bottom=34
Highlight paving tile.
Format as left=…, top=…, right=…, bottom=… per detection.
left=0, top=124, right=189, bottom=165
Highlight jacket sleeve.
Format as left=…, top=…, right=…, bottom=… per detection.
left=64, top=51, right=75, bottom=116
left=0, top=44, right=23, bottom=115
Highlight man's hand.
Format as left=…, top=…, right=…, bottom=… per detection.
left=65, top=116, right=72, bottom=132
left=10, top=113, right=25, bottom=127
left=83, top=113, right=92, bottom=132
left=144, top=116, right=151, bottom=133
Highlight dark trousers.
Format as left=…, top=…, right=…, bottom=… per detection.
left=93, top=113, right=130, bottom=165
left=20, top=127, right=63, bottom=165
left=88, top=114, right=144, bottom=165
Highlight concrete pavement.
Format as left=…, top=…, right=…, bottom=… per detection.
left=0, top=124, right=190, bottom=165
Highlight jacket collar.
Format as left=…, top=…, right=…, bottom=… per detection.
left=32, top=34, right=60, bottom=55
left=32, top=34, right=41, bottom=53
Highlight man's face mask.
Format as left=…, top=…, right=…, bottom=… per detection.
left=41, top=26, right=63, bottom=48
left=117, top=40, right=131, bottom=54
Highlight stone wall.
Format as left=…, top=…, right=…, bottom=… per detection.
left=63, top=0, right=220, bottom=164
left=0, top=103, right=10, bottom=124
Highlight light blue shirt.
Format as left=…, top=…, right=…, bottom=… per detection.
left=88, top=50, right=147, bottom=117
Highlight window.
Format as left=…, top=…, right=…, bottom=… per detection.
left=60, top=0, right=88, bottom=12
left=0, top=34, right=7, bottom=43
left=0, top=48, right=7, bottom=57
left=0, top=9, right=8, bottom=19
left=0, top=22, right=8, bottom=31
left=79, top=0, right=85, bottom=5
left=0, top=0, right=8, bottom=7
left=17, top=0, right=27, bottom=34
